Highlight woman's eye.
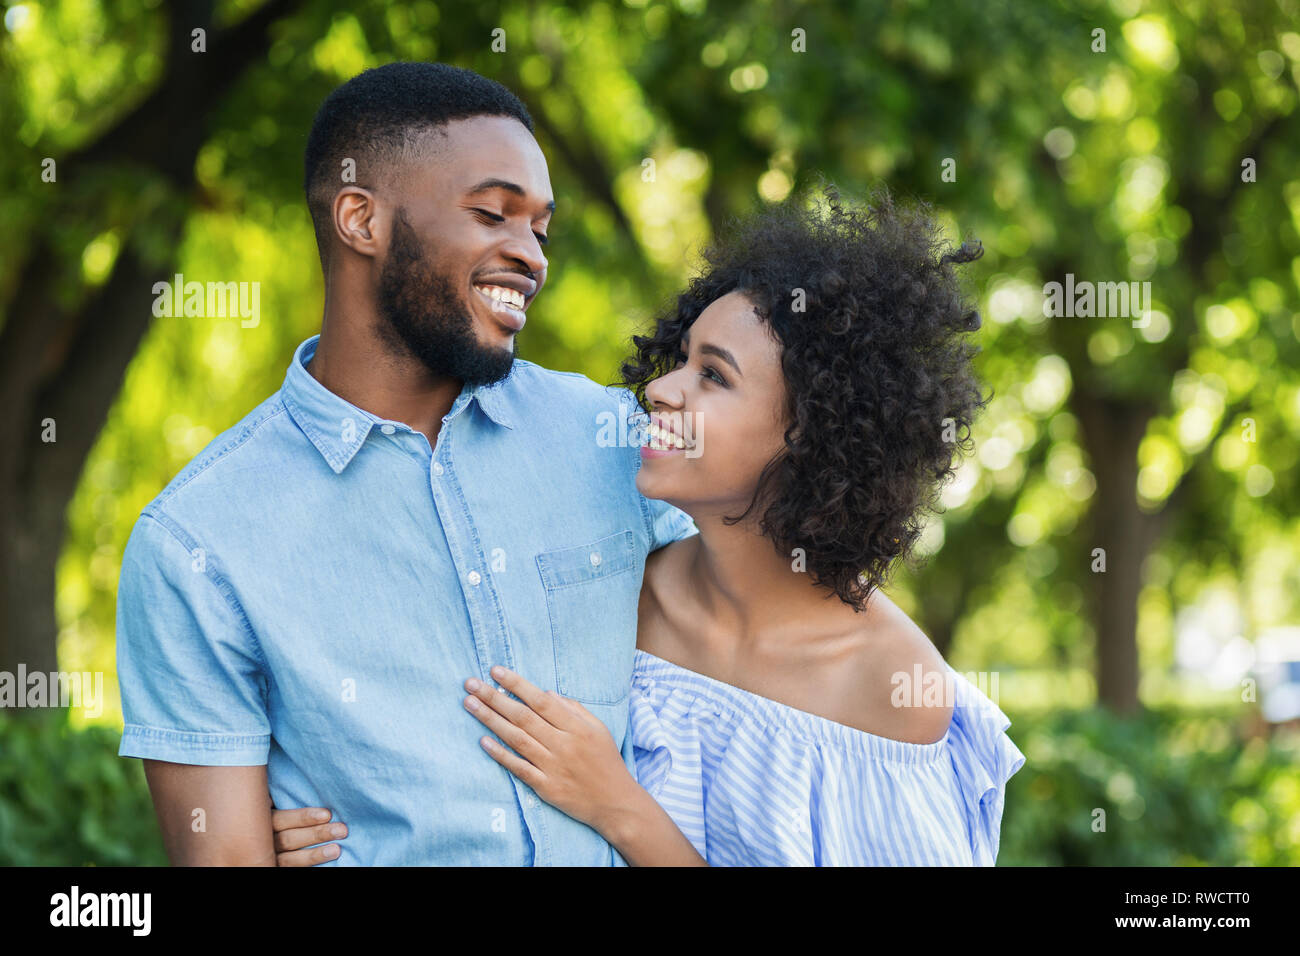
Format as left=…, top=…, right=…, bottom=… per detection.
left=670, top=349, right=724, bottom=385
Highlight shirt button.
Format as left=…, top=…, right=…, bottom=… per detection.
left=526, top=795, right=537, bottom=808
left=380, top=424, right=395, bottom=435
left=432, top=461, right=444, bottom=476
left=589, top=552, right=601, bottom=566
left=467, top=570, right=481, bottom=586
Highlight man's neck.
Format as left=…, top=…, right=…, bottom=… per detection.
left=307, top=318, right=462, bottom=447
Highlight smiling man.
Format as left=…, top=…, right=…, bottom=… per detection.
left=115, top=62, right=694, bottom=865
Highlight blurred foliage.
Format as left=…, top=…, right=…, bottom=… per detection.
left=6, top=0, right=1294, bottom=718
left=0, top=711, right=166, bottom=866
left=1001, top=705, right=1300, bottom=865
left=1, top=0, right=1298, bottom=863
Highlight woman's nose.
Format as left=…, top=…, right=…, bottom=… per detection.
left=646, top=367, right=685, bottom=408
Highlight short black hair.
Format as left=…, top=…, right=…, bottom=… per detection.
left=621, top=182, right=986, bottom=610
left=303, top=61, right=535, bottom=264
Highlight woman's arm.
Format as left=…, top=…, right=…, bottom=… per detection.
left=596, top=774, right=709, bottom=866
left=463, top=665, right=708, bottom=867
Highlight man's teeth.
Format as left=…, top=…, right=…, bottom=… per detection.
left=477, top=285, right=526, bottom=310
left=646, top=421, right=687, bottom=450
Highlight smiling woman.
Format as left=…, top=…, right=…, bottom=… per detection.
left=624, top=182, right=987, bottom=609
left=590, top=185, right=1018, bottom=866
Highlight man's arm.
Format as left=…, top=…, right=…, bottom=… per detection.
left=116, top=512, right=275, bottom=864
left=143, top=762, right=276, bottom=866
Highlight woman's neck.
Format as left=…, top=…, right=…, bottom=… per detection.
left=683, top=512, right=859, bottom=647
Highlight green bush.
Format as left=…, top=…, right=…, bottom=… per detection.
left=998, top=704, right=1300, bottom=866
left=0, top=711, right=166, bottom=866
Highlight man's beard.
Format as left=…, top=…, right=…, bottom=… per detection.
left=376, top=208, right=516, bottom=386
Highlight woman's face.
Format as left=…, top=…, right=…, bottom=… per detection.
left=636, top=290, right=790, bottom=521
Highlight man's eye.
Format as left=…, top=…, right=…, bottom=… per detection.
left=474, top=208, right=546, bottom=245
left=702, top=366, right=726, bottom=385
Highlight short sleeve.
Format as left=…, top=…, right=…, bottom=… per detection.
left=644, top=496, right=697, bottom=551
left=116, top=511, right=271, bottom=765
left=946, top=674, right=1027, bottom=865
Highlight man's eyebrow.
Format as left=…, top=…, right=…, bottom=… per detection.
left=465, top=178, right=556, bottom=214
left=682, top=335, right=742, bottom=376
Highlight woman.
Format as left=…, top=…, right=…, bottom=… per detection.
left=274, top=183, right=1025, bottom=866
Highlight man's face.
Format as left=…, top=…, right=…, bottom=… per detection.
left=376, top=115, right=553, bottom=385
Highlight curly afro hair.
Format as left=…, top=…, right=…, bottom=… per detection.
left=620, top=182, right=986, bottom=610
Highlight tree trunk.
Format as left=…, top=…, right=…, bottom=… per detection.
left=0, top=247, right=168, bottom=677
left=0, top=0, right=302, bottom=683
left=1073, top=391, right=1157, bottom=715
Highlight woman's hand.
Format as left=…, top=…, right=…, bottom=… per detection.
left=271, top=806, right=347, bottom=866
left=463, top=665, right=638, bottom=835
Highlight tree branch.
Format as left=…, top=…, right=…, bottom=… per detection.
left=2, top=0, right=306, bottom=505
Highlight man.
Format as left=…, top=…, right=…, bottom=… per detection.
left=116, top=62, right=694, bottom=865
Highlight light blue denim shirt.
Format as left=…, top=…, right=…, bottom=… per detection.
left=116, top=334, right=696, bottom=865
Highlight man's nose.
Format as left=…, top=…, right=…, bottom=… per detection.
left=503, top=231, right=547, bottom=278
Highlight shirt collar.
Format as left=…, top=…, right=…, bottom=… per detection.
left=465, top=376, right=515, bottom=430
left=282, top=335, right=514, bottom=475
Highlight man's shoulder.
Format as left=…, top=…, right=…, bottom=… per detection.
left=145, top=390, right=293, bottom=518
left=500, top=359, right=639, bottom=414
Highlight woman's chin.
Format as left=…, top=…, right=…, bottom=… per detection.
left=634, top=470, right=659, bottom=499
left=636, top=470, right=679, bottom=507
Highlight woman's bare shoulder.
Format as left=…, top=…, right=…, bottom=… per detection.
left=843, top=591, right=954, bottom=745
left=638, top=536, right=699, bottom=657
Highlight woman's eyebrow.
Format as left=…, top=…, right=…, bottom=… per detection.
left=683, top=335, right=742, bottom=376
left=701, top=344, right=742, bottom=375
left=465, top=177, right=556, bottom=214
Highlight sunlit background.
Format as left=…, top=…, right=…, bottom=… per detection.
left=2, top=0, right=1298, bottom=865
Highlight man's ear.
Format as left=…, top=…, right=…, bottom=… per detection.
left=332, top=186, right=384, bottom=258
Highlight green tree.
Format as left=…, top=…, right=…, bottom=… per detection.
left=1, top=0, right=1296, bottom=727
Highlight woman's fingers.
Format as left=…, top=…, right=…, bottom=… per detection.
left=479, top=735, right=547, bottom=790
left=276, top=842, right=343, bottom=867
left=464, top=676, right=528, bottom=719
left=550, top=692, right=602, bottom=727
left=463, top=667, right=577, bottom=732
left=271, top=806, right=331, bottom=832
left=273, top=820, right=348, bottom=854
left=464, top=685, right=552, bottom=765
left=488, top=665, right=550, bottom=710
left=491, top=666, right=584, bottom=727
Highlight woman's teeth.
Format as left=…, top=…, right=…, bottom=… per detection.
left=477, top=285, right=526, bottom=310
left=645, top=421, right=687, bottom=450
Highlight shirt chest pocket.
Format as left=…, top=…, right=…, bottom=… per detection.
left=536, top=530, right=642, bottom=706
